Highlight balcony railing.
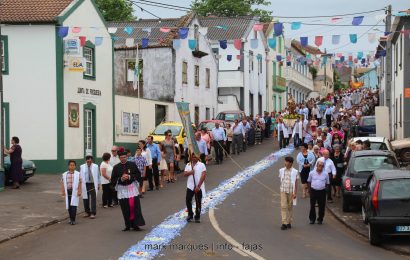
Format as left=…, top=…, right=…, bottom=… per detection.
left=284, top=67, right=314, bottom=91
left=272, top=75, right=287, bottom=92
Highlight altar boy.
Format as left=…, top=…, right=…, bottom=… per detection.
left=61, top=160, right=82, bottom=225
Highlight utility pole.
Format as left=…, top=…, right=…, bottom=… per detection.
left=0, top=23, right=5, bottom=191
left=385, top=4, right=392, bottom=139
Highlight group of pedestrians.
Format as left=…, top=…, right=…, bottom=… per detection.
left=278, top=87, right=378, bottom=230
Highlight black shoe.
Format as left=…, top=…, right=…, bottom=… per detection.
left=317, top=220, right=323, bottom=225
left=309, top=220, right=315, bottom=224
left=139, top=195, right=144, bottom=198
left=281, top=224, right=288, bottom=230
left=286, top=224, right=292, bottom=229
left=71, top=221, right=76, bottom=225
left=122, top=227, right=130, bottom=231
left=195, top=219, right=200, bottom=223
left=156, top=187, right=159, bottom=190
left=186, top=216, right=193, bottom=222
left=148, top=188, right=154, bottom=191
left=166, top=180, right=171, bottom=183
left=133, top=227, right=143, bottom=231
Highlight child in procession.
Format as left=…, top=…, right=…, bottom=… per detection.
left=61, top=160, right=82, bottom=225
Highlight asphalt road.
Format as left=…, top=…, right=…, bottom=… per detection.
left=0, top=140, right=407, bottom=260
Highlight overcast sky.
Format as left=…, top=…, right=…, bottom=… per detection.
left=134, top=0, right=409, bottom=55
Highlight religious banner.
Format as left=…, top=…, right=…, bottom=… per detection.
left=68, top=103, right=80, bottom=128
left=176, top=102, right=200, bottom=157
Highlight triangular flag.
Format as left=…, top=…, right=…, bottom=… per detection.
left=142, top=27, right=152, bottom=35
left=58, top=27, right=69, bottom=38
left=250, top=39, right=258, bottom=49
left=198, top=27, right=208, bottom=35
left=188, top=39, right=197, bottom=50
left=179, top=27, right=189, bottom=39
left=95, top=37, right=103, bottom=46
left=72, top=27, right=81, bottom=33
left=234, top=39, right=242, bottom=50
left=141, top=38, right=149, bottom=48
left=236, top=55, right=242, bottom=60
left=332, top=35, right=341, bottom=45
left=125, top=38, right=134, bottom=47
left=315, top=36, right=323, bottom=47
left=257, top=54, right=263, bottom=60
left=227, top=55, right=232, bottom=62
left=173, top=39, right=181, bottom=49
left=300, top=37, right=308, bottom=47
left=276, top=55, right=282, bottom=62
left=268, top=38, right=276, bottom=49
left=107, top=27, right=117, bottom=34
left=350, top=34, right=358, bottom=44
left=352, top=16, right=364, bottom=26
left=291, top=22, right=301, bottom=30
left=368, top=33, right=376, bottom=43
left=79, top=36, right=86, bottom=47
left=160, top=27, right=171, bottom=33
left=253, top=23, right=264, bottom=31
left=357, top=51, right=363, bottom=59
left=331, top=17, right=342, bottom=22
left=219, top=40, right=227, bottom=49
left=274, top=23, right=283, bottom=36
left=124, top=26, right=133, bottom=35
left=215, top=25, right=229, bottom=30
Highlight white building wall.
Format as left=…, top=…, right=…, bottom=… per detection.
left=391, top=35, right=404, bottom=140
left=62, top=0, right=113, bottom=159
left=2, top=25, right=57, bottom=160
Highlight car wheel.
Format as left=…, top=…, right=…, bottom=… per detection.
left=342, top=196, right=350, bottom=212
left=362, top=206, right=368, bottom=224
left=400, top=148, right=410, bottom=163
left=368, top=223, right=382, bottom=246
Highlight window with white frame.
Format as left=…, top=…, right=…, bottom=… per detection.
left=83, top=46, right=94, bottom=77
left=126, top=59, right=143, bottom=83
left=122, top=112, right=139, bottom=135
left=194, top=65, right=199, bottom=86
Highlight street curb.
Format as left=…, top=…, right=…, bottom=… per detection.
left=326, top=205, right=410, bottom=257
left=0, top=210, right=84, bottom=245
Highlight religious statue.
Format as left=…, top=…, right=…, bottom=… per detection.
left=287, top=93, right=296, bottom=114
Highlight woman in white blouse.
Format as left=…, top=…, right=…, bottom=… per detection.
left=138, top=140, right=152, bottom=194
left=100, top=153, right=114, bottom=208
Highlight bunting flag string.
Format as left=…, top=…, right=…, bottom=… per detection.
left=250, top=39, right=259, bottom=49
left=332, top=35, right=341, bottom=45
left=314, top=36, right=323, bottom=47
left=273, top=23, right=283, bottom=36
left=179, top=27, right=189, bottom=39
left=124, top=26, right=133, bottom=35
left=141, top=38, right=149, bottom=48
left=291, top=22, right=301, bottom=30
left=227, top=55, right=232, bottom=62
left=267, top=38, right=276, bottom=49
left=188, top=39, right=197, bottom=50
left=58, top=26, right=69, bottom=38
left=107, top=27, right=117, bottom=34
left=253, top=23, right=264, bottom=31
left=125, top=38, right=134, bottom=47
left=160, top=27, right=171, bottom=33
left=79, top=36, right=86, bottom=47
left=72, top=27, right=81, bottom=33
left=236, top=55, right=242, bottom=60
left=142, top=27, right=152, bottom=35
left=300, top=37, right=308, bottom=47
left=219, top=40, right=227, bottom=49
left=234, top=39, right=242, bottom=50
left=172, top=39, right=181, bottom=49
left=352, top=16, right=364, bottom=26
left=331, top=17, right=342, bottom=22
left=215, top=25, right=229, bottom=30
left=349, top=34, right=358, bottom=44
left=95, top=37, right=103, bottom=46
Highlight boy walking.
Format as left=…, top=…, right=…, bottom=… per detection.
left=278, top=157, right=298, bottom=230
left=61, top=160, right=82, bottom=225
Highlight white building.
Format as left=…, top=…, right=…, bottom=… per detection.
left=200, top=17, right=267, bottom=116
left=263, top=22, right=286, bottom=112
left=110, top=13, right=218, bottom=150
left=0, top=0, right=113, bottom=172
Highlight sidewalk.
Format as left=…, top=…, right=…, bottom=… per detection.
left=0, top=175, right=81, bottom=243
left=327, top=198, right=410, bottom=256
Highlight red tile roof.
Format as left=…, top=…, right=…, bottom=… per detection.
left=0, top=0, right=74, bottom=23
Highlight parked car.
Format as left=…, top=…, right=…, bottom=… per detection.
left=215, top=110, right=246, bottom=123
left=198, top=120, right=226, bottom=132
left=350, top=137, right=393, bottom=151
left=5, top=156, right=36, bottom=184
left=150, top=121, right=196, bottom=153
left=357, top=116, right=376, bottom=137
left=391, top=137, right=410, bottom=163
left=361, top=170, right=410, bottom=245
left=342, top=150, right=399, bottom=212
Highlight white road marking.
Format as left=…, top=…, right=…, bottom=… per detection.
left=209, top=208, right=265, bottom=260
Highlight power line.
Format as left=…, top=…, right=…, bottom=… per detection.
left=132, top=2, right=161, bottom=19
left=273, top=8, right=386, bottom=19
left=133, top=1, right=189, bottom=12
left=137, top=0, right=191, bottom=10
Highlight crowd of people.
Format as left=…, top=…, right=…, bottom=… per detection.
left=60, top=86, right=378, bottom=231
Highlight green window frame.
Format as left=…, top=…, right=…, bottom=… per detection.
left=278, top=36, right=282, bottom=53
left=83, top=40, right=95, bottom=80
left=1, top=35, right=9, bottom=75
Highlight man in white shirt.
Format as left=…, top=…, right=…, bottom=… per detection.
left=211, top=123, right=226, bottom=164
left=231, top=120, right=245, bottom=155
left=315, top=149, right=336, bottom=203
left=184, top=153, right=206, bottom=223
left=109, top=145, right=120, bottom=205
left=80, top=155, right=100, bottom=219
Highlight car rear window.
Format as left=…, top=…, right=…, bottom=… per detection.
left=370, top=142, right=388, bottom=150
left=380, top=179, right=410, bottom=199
left=223, top=114, right=239, bottom=121
left=362, top=117, right=375, bottom=126
left=351, top=156, right=398, bottom=177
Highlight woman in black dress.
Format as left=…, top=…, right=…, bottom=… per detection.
left=4, top=137, right=23, bottom=189
left=331, top=144, right=345, bottom=198
left=296, top=144, right=315, bottom=198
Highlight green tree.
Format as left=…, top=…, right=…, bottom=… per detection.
left=191, top=0, right=272, bottom=22
left=95, top=0, right=135, bottom=21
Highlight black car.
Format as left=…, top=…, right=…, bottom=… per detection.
left=362, top=170, right=410, bottom=245
left=357, top=116, right=376, bottom=137
left=341, top=150, right=399, bottom=212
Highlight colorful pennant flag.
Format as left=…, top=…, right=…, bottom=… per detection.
left=300, top=37, right=308, bottom=47
left=267, top=38, right=276, bottom=49
left=124, top=26, right=133, bottom=35
left=368, top=33, right=376, bottom=43
left=95, top=37, right=103, bottom=46
left=219, top=40, right=227, bottom=49
left=160, top=27, right=171, bottom=33
left=173, top=39, right=181, bottom=49
left=331, top=17, right=342, bottom=22
left=350, top=34, right=358, bottom=44
left=315, top=36, right=323, bottom=47
left=357, top=51, right=363, bottom=59
left=236, top=55, right=242, bottom=60
left=291, top=22, right=301, bottom=30
left=179, top=27, right=189, bottom=39
left=234, top=39, right=242, bottom=50
left=79, top=36, right=86, bottom=47
left=332, top=35, right=341, bottom=45
left=215, top=25, right=228, bottom=30
left=125, top=38, right=134, bottom=47
left=352, top=16, right=364, bottom=26
left=274, top=23, right=283, bottom=36
left=188, top=39, right=197, bottom=50
left=227, top=55, right=232, bottom=62
left=72, top=27, right=81, bottom=33
left=257, top=54, right=263, bottom=60
left=58, top=27, right=69, bottom=38
left=250, top=39, right=258, bottom=49
left=199, top=27, right=208, bottom=35
left=276, top=55, right=282, bottom=62
left=253, top=23, right=264, bottom=31
left=107, top=27, right=117, bottom=34
left=142, top=27, right=152, bottom=35
left=141, top=38, right=149, bottom=48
